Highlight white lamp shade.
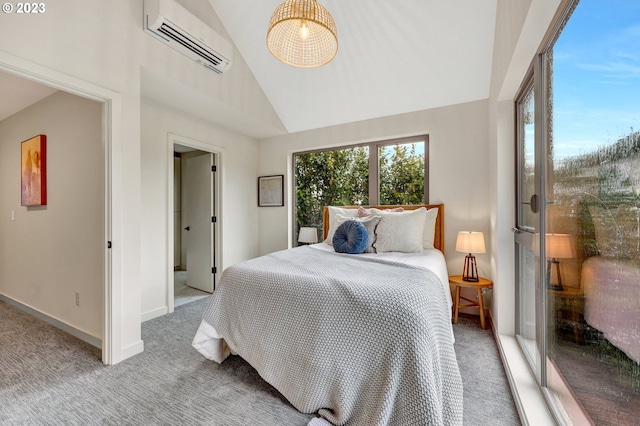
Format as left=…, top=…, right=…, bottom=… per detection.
left=545, top=233, right=574, bottom=259
left=298, top=226, right=318, bottom=244
left=531, top=233, right=575, bottom=259
left=455, top=231, right=486, bottom=254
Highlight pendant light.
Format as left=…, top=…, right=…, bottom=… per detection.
left=267, top=0, right=338, bottom=68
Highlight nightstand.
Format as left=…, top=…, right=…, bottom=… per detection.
left=449, top=275, right=493, bottom=329
left=548, top=286, right=586, bottom=344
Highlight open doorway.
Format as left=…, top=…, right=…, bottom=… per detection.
left=169, top=136, right=221, bottom=311
left=0, top=59, right=119, bottom=364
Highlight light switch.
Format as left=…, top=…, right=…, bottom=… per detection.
left=11, top=210, right=15, bottom=221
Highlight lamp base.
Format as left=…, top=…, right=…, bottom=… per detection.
left=546, top=259, right=564, bottom=291
left=462, top=254, right=479, bottom=282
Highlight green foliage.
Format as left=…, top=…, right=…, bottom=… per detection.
left=379, top=144, right=425, bottom=205
left=294, top=143, right=425, bottom=243
left=294, top=147, right=369, bottom=241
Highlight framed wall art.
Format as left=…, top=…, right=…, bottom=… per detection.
left=21, top=134, right=47, bottom=206
left=258, top=175, right=284, bottom=207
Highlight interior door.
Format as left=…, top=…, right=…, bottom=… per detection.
left=185, top=153, right=214, bottom=293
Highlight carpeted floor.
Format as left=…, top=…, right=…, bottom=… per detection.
left=0, top=298, right=521, bottom=425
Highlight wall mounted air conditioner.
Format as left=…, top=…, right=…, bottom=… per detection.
left=144, top=0, right=233, bottom=74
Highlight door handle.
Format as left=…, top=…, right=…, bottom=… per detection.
left=184, top=226, right=190, bottom=231
left=530, top=194, right=539, bottom=213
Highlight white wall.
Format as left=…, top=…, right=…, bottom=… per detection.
left=0, top=0, right=280, bottom=361
left=257, top=100, right=492, bottom=278
left=488, top=0, right=563, bottom=334
left=140, top=99, right=259, bottom=320
left=486, top=0, right=563, bottom=423
left=0, top=91, right=103, bottom=339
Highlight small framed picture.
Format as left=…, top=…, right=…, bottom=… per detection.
left=258, top=175, right=284, bottom=207
left=21, top=134, right=47, bottom=206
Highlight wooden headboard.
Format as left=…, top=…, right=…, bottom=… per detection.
left=322, top=204, right=445, bottom=253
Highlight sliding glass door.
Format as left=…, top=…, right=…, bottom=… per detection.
left=515, top=77, right=542, bottom=379
left=515, top=1, right=640, bottom=423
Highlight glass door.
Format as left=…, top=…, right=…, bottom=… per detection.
left=514, top=1, right=640, bottom=423
left=542, top=1, right=640, bottom=424
left=515, top=75, right=544, bottom=381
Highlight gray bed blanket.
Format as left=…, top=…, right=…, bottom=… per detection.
left=197, top=245, right=463, bottom=425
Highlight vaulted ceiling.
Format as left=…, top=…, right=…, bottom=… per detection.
left=0, top=1, right=498, bottom=138
left=207, top=0, right=498, bottom=134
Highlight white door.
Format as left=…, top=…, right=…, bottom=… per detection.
left=185, top=153, right=214, bottom=293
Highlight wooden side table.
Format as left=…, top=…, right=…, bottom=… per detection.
left=547, top=286, right=586, bottom=344
left=449, top=275, right=493, bottom=329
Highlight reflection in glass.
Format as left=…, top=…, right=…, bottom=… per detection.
left=521, top=86, right=536, bottom=230
left=544, top=1, right=640, bottom=423
left=517, top=243, right=537, bottom=364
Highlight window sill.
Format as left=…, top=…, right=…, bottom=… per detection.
left=495, top=333, right=557, bottom=426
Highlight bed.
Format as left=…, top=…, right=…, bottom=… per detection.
left=580, top=203, right=640, bottom=364
left=581, top=256, right=640, bottom=363
left=192, top=204, right=463, bottom=425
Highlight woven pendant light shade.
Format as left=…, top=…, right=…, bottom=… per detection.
left=267, top=0, right=338, bottom=68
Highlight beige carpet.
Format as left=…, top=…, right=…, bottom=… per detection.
left=1, top=298, right=520, bottom=425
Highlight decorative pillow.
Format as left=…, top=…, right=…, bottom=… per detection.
left=336, top=214, right=381, bottom=253
left=332, top=220, right=369, bottom=254
left=324, top=206, right=359, bottom=245
left=374, top=207, right=427, bottom=253
left=422, top=207, right=439, bottom=249
left=357, top=206, right=403, bottom=218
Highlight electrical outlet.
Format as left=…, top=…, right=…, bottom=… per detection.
left=75, top=292, right=80, bottom=306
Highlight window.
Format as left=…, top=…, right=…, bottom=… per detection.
left=293, top=136, right=428, bottom=244
left=515, top=78, right=538, bottom=369
left=515, top=1, right=640, bottom=423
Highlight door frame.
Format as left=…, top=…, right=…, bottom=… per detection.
left=0, top=51, right=120, bottom=365
left=166, top=133, right=223, bottom=313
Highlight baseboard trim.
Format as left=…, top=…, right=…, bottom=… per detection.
left=141, top=306, right=168, bottom=322
left=0, top=294, right=102, bottom=349
left=121, top=339, right=144, bottom=360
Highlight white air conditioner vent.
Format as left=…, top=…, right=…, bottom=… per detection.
left=144, top=0, right=233, bottom=74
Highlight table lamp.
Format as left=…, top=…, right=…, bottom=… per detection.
left=298, top=227, right=318, bottom=245
left=545, top=233, right=574, bottom=291
left=455, top=231, right=486, bottom=282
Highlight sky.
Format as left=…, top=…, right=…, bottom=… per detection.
left=552, top=0, right=640, bottom=159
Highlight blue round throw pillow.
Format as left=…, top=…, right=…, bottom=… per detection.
left=333, top=220, right=368, bottom=254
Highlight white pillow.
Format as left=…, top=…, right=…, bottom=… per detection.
left=358, top=206, right=403, bottom=217
left=422, top=207, right=439, bottom=249
left=374, top=207, right=427, bottom=253
left=324, top=206, right=359, bottom=245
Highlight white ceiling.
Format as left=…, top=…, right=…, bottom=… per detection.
left=207, top=0, right=498, bottom=134
left=0, top=72, right=57, bottom=122
left=0, top=1, right=498, bottom=139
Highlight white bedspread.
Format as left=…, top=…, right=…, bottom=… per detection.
left=309, top=242, right=453, bottom=308
left=582, top=256, right=640, bottom=363
left=193, top=245, right=462, bottom=425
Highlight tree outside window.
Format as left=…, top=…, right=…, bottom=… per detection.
left=294, top=137, right=427, bottom=245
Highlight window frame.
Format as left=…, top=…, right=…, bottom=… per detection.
left=291, top=135, right=429, bottom=245
left=512, top=0, right=625, bottom=423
